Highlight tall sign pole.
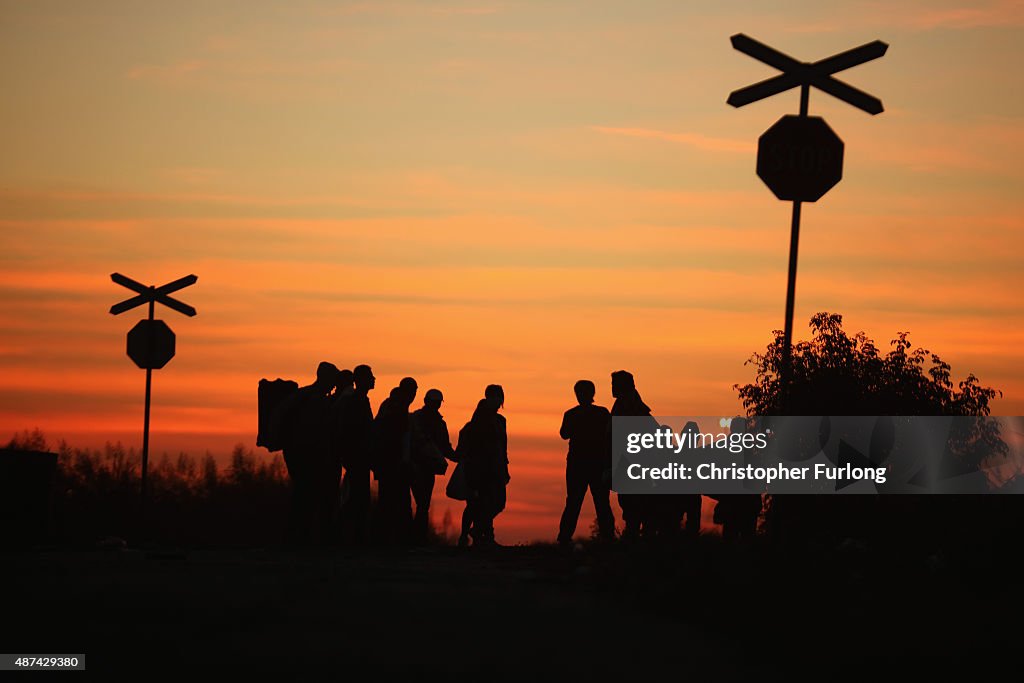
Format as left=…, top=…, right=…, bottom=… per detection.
left=727, top=34, right=887, bottom=408
left=110, top=273, right=197, bottom=510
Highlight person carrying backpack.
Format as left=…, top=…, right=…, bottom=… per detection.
left=281, top=361, right=338, bottom=546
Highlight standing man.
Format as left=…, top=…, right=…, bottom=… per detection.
left=410, top=389, right=455, bottom=543
left=373, top=377, right=418, bottom=543
left=557, top=380, right=615, bottom=546
left=282, top=361, right=338, bottom=546
left=338, top=364, right=375, bottom=544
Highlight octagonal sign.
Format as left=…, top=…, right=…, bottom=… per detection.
left=126, top=319, right=176, bottom=370
left=757, top=115, right=844, bottom=202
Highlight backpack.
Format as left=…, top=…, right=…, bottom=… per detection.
left=257, top=378, right=299, bottom=452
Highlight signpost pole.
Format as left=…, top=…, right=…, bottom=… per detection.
left=141, top=294, right=154, bottom=512
left=781, top=84, right=810, bottom=410
left=781, top=199, right=801, bottom=408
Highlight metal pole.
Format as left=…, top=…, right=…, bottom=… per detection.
left=781, top=83, right=810, bottom=411
left=780, top=200, right=802, bottom=407
left=141, top=294, right=154, bottom=510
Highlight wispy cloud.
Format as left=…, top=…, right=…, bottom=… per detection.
left=0, top=187, right=380, bottom=210
left=127, top=57, right=358, bottom=86
left=784, top=0, right=1024, bottom=33
left=589, top=126, right=754, bottom=154
left=857, top=114, right=1024, bottom=175
left=429, top=5, right=501, bottom=16
left=161, top=168, right=225, bottom=186
left=325, top=2, right=501, bottom=17
left=907, top=0, right=1024, bottom=30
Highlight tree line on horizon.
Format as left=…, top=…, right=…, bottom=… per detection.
left=4, top=312, right=1020, bottom=552
left=5, top=430, right=293, bottom=547
left=4, top=429, right=458, bottom=547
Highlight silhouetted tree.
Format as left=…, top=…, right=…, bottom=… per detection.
left=6, top=428, right=48, bottom=451
left=737, top=312, right=1006, bottom=467
left=229, top=444, right=258, bottom=485
left=202, top=453, right=218, bottom=491
left=737, top=312, right=1001, bottom=418
left=735, top=312, right=1010, bottom=551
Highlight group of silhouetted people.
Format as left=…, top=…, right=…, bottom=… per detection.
left=275, top=362, right=760, bottom=549
left=277, top=362, right=509, bottom=548
left=556, top=370, right=762, bottom=545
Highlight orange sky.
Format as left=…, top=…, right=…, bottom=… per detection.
left=2, top=1, right=1023, bottom=542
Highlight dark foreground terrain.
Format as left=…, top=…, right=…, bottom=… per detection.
left=5, top=537, right=1019, bottom=677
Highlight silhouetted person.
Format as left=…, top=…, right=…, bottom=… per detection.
left=400, top=376, right=418, bottom=401
left=458, top=386, right=508, bottom=548
left=485, top=384, right=509, bottom=520
left=282, top=361, right=338, bottom=546
left=679, top=421, right=703, bottom=536
left=557, top=380, right=614, bottom=546
left=648, top=422, right=687, bottom=539
left=373, top=378, right=417, bottom=543
left=335, top=368, right=355, bottom=400
left=611, top=370, right=658, bottom=540
left=410, top=389, right=455, bottom=543
left=324, top=367, right=356, bottom=530
left=715, top=416, right=762, bottom=541
left=338, top=364, right=375, bottom=544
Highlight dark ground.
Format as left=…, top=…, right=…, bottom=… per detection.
left=6, top=536, right=1019, bottom=677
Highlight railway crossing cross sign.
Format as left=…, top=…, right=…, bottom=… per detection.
left=727, top=34, right=886, bottom=405
left=727, top=34, right=887, bottom=115
left=110, top=273, right=198, bottom=509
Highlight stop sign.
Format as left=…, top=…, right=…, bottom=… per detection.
left=126, top=319, right=176, bottom=369
left=757, top=115, right=844, bottom=202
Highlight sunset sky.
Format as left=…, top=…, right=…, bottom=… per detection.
left=2, top=1, right=1023, bottom=542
